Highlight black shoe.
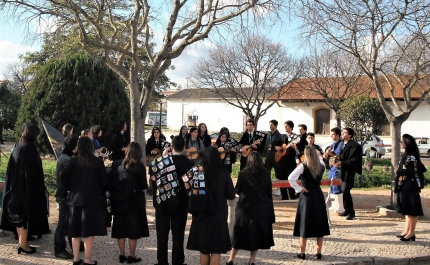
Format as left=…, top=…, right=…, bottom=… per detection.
left=396, top=234, right=406, bottom=238
left=315, top=253, right=322, bottom=260
left=400, top=235, right=416, bottom=241
left=83, top=261, right=97, bottom=265
left=119, top=255, right=127, bottom=263
left=346, top=213, right=355, bottom=220
left=338, top=212, right=349, bottom=217
left=127, top=256, right=142, bottom=263
left=17, top=246, right=36, bottom=254
left=55, top=250, right=73, bottom=259
left=226, top=262, right=234, bottom=265
left=73, top=259, right=83, bottom=265
left=296, top=253, right=305, bottom=260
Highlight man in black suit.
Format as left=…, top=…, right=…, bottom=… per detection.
left=274, top=120, right=300, bottom=200
left=333, top=128, right=362, bottom=220
left=264, top=120, right=282, bottom=186
left=151, top=136, right=194, bottom=265
left=239, top=119, right=266, bottom=170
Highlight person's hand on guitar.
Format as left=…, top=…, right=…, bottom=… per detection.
left=162, top=146, right=172, bottom=155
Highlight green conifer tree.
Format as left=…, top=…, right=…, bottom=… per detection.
left=16, top=52, right=130, bottom=155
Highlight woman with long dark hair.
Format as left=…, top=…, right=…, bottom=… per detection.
left=198, top=123, right=211, bottom=147
left=61, top=136, right=108, bottom=265
left=215, top=132, right=237, bottom=174
left=186, top=147, right=236, bottom=265
left=288, top=146, right=329, bottom=260
left=111, top=121, right=130, bottom=161
left=178, top=125, right=188, bottom=141
left=226, top=151, right=274, bottom=265
left=395, top=134, right=425, bottom=241
left=0, top=123, right=50, bottom=255
left=110, top=142, right=149, bottom=263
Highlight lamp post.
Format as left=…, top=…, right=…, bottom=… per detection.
left=159, top=99, right=166, bottom=127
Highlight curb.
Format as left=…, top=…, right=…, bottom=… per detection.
left=334, top=256, right=430, bottom=265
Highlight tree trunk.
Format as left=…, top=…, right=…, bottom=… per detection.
left=389, top=117, right=406, bottom=208
left=336, top=117, right=341, bottom=128
left=129, top=81, right=146, bottom=145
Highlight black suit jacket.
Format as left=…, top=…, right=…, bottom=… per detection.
left=339, top=140, right=362, bottom=188
left=239, top=131, right=266, bottom=154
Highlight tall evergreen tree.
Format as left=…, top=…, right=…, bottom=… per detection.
left=16, top=52, right=130, bottom=155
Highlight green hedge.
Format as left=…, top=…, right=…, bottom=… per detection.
left=1, top=154, right=429, bottom=195
left=0, top=154, right=57, bottom=195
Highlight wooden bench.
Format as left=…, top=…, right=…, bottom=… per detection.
left=272, top=179, right=342, bottom=188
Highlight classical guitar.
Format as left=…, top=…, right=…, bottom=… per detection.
left=184, top=147, right=199, bottom=160
left=274, top=136, right=301, bottom=162
left=241, top=138, right=262, bottom=158
left=146, top=148, right=161, bottom=166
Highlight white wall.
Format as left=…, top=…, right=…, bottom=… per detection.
left=167, top=99, right=279, bottom=133
left=166, top=98, right=430, bottom=145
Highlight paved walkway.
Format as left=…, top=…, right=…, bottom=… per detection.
left=2, top=141, right=430, bottom=264
left=1, top=191, right=430, bottom=265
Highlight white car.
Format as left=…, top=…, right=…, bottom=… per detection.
left=320, top=134, right=388, bottom=158
left=415, top=137, right=430, bottom=157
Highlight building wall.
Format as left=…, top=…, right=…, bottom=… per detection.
left=166, top=98, right=430, bottom=145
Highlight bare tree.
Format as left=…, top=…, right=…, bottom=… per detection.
left=0, top=0, right=288, bottom=144
left=192, top=34, right=301, bottom=129
left=5, top=62, right=31, bottom=95
left=297, top=0, right=430, bottom=206
left=299, top=47, right=371, bottom=126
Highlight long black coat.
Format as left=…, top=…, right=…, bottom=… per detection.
left=109, top=160, right=148, bottom=215
left=339, top=140, right=362, bottom=190
left=0, top=142, right=50, bottom=236
left=111, top=131, right=130, bottom=161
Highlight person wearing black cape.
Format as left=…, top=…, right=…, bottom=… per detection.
left=0, top=123, right=50, bottom=255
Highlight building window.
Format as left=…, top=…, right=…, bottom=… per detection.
left=314, top=108, right=330, bottom=135
left=188, top=115, right=198, bottom=127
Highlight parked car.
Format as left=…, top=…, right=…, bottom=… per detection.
left=320, top=134, right=388, bottom=158
left=415, top=137, right=430, bottom=157
left=210, top=132, right=238, bottom=146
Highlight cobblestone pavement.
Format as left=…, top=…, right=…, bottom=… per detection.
left=1, top=193, right=430, bottom=265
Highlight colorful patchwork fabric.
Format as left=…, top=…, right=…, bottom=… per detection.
left=150, top=154, right=180, bottom=205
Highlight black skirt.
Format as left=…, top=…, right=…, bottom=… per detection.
left=231, top=217, right=274, bottom=251
left=111, top=208, right=149, bottom=239
left=293, top=188, right=330, bottom=238
left=68, top=206, right=107, bottom=238
left=187, top=216, right=231, bottom=254
left=396, top=191, right=424, bottom=216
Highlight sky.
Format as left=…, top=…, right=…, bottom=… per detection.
left=0, top=6, right=302, bottom=89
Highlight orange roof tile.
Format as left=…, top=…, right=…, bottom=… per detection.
left=269, top=75, right=428, bottom=101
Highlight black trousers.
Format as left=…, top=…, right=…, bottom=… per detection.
left=155, top=207, right=188, bottom=265
left=54, top=197, right=71, bottom=254
left=341, top=180, right=355, bottom=214
left=264, top=151, right=281, bottom=179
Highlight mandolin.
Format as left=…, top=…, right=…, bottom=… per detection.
left=184, top=147, right=199, bottom=160
left=274, top=136, right=301, bottom=162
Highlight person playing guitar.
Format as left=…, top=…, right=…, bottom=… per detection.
left=273, top=120, right=300, bottom=200
left=238, top=119, right=266, bottom=170
left=215, top=131, right=237, bottom=174
left=146, top=127, right=171, bottom=166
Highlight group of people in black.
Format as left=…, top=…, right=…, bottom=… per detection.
left=0, top=119, right=425, bottom=265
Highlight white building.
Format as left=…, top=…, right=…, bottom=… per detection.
left=166, top=79, right=430, bottom=145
